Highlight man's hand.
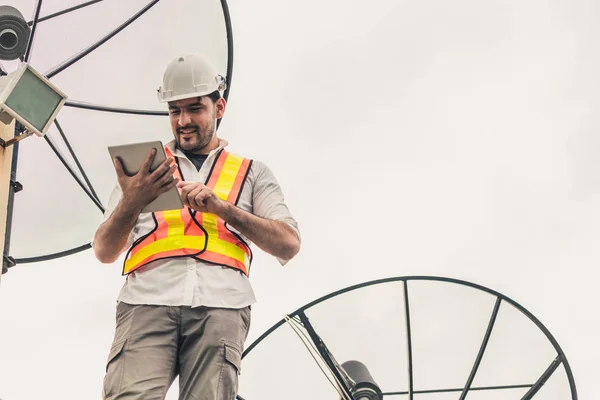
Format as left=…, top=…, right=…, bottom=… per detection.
left=93, top=149, right=180, bottom=263
left=177, top=181, right=224, bottom=215
left=177, top=181, right=300, bottom=261
left=116, top=148, right=180, bottom=213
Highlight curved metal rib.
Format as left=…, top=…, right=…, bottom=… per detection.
left=459, top=297, right=502, bottom=399
left=13, top=242, right=91, bottom=264
left=44, top=135, right=105, bottom=212
left=64, top=99, right=167, bottom=116
left=521, top=356, right=563, bottom=400
left=403, top=280, right=414, bottom=400
left=383, top=383, right=534, bottom=396
left=45, top=0, right=161, bottom=79
left=217, top=0, right=234, bottom=130
left=27, top=0, right=104, bottom=25
left=221, top=0, right=234, bottom=102
left=24, top=0, right=43, bottom=62
left=54, top=119, right=101, bottom=204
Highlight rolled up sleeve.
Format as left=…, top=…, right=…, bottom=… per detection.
left=251, top=161, right=300, bottom=264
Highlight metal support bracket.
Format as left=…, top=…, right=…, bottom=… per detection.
left=0, top=130, right=34, bottom=148
left=2, top=254, right=15, bottom=274
left=10, top=180, right=23, bottom=193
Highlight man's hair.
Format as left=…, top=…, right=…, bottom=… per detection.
left=206, top=90, right=222, bottom=104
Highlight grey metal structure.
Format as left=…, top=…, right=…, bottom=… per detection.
left=236, top=276, right=577, bottom=399
left=0, top=0, right=235, bottom=272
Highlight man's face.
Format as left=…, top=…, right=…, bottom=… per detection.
left=168, top=96, right=224, bottom=154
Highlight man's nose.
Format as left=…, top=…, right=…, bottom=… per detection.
left=178, top=111, right=191, bottom=126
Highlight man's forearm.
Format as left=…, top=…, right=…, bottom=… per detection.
left=219, top=202, right=300, bottom=261
left=93, top=200, right=141, bottom=263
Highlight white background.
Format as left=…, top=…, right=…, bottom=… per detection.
left=1, top=0, right=598, bottom=399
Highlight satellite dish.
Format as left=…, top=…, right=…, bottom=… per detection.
left=237, top=276, right=577, bottom=399
left=1, top=0, right=234, bottom=272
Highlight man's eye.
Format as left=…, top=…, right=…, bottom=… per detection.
left=190, top=107, right=201, bottom=112
left=170, top=110, right=180, bottom=114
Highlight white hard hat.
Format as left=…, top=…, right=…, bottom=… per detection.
left=157, top=53, right=226, bottom=103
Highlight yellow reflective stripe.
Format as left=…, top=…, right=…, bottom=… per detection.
left=203, top=153, right=244, bottom=240
left=212, top=153, right=244, bottom=200
left=206, top=236, right=248, bottom=263
left=125, top=235, right=206, bottom=272
left=202, top=213, right=219, bottom=237
left=163, top=209, right=185, bottom=236
left=125, top=235, right=247, bottom=273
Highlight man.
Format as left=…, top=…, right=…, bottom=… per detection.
left=93, top=53, right=301, bottom=399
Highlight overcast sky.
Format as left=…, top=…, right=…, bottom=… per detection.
left=1, top=0, right=599, bottom=399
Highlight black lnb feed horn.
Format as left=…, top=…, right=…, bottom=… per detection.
left=340, top=360, right=383, bottom=400
left=0, top=5, right=31, bottom=61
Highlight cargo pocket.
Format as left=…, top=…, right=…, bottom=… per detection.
left=223, top=340, right=242, bottom=375
left=102, top=338, right=127, bottom=399
left=217, top=340, right=242, bottom=399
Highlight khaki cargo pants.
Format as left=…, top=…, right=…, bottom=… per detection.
left=102, top=302, right=251, bottom=400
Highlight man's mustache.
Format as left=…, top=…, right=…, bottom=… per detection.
left=177, top=125, right=199, bottom=134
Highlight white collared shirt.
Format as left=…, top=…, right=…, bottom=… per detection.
left=95, top=138, right=300, bottom=309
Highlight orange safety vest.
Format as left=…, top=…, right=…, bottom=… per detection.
left=121, top=147, right=253, bottom=276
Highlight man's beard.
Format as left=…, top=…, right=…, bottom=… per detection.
left=176, top=118, right=216, bottom=153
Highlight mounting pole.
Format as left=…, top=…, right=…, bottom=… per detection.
left=0, top=118, right=16, bottom=284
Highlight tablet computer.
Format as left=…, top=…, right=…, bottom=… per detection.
left=108, top=140, right=184, bottom=213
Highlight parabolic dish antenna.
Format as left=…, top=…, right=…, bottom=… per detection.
left=238, top=277, right=577, bottom=400
left=1, top=0, right=233, bottom=270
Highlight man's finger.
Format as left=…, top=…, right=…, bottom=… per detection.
left=177, top=181, right=195, bottom=189
left=186, top=186, right=204, bottom=205
left=157, top=169, right=176, bottom=187
left=189, top=187, right=209, bottom=210
left=150, top=159, right=170, bottom=180
left=140, top=148, right=157, bottom=173
left=114, top=158, right=125, bottom=176
left=159, top=177, right=180, bottom=194
left=179, top=183, right=195, bottom=200
left=180, top=186, right=193, bottom=208
left=151, top=158, right=175, bottom=182
left=155, top=164, right=176, bottom=185
left=193, top=188, right=213, bottom=208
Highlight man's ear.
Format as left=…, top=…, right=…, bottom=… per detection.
left=215, top=97, right=227, bottom=119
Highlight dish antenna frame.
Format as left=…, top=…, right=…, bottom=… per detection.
left=0, top=0, right=235, bottom=276
left=237, top=276, right=578, bottom=400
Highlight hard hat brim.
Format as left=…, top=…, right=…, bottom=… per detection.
left=157, top=81, right=226, bottom=103
left=158, top=90, right=217, bottom=103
